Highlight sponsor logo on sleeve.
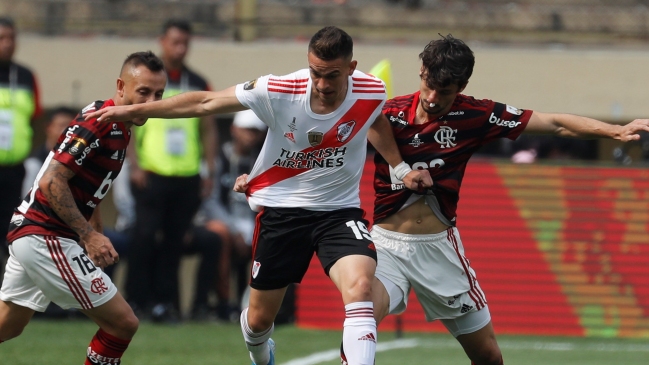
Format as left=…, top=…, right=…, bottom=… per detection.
left=68, top=137, right=87, bottom=156
left=243, top=79, right=257, bottom=90
left=57, top=125, right=80, bottom=154
left=489, top=113, right=522, bottom=128
left=506, top=105, right=524, bottom=115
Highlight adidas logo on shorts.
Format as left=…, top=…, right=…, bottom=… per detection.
left=461, top=304, right=474, bottom=313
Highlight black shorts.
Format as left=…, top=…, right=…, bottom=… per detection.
left=250, top=207, right=377, bottom=290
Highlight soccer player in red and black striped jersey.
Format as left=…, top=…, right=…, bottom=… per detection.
left=368, top=35, right=649, bottom=365
left=0, top=51, right=166, bottom=365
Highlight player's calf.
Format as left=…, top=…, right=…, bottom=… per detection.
left=85, top=328, right=132, bottom=365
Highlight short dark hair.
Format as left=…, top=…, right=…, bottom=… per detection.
left=47, top=106, right=78, bottom=124
left=162, top=19, right=192, bottom=35
left=308, top=26, right=353, bottom=61
left=0, top=17, right=15, bottom=29
left=419, top=34, right=474, bottom=88
left=121, top=51, right=165, bottom=74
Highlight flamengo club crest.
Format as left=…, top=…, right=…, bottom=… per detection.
left=434, top=126, right=457, bottom=148
left=337, top=120, right=356, bottom=143
left=308, top=131, right=324, bottom=146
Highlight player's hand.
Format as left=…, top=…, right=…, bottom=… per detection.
left=233, top=174, right=249, bottom=193
left=84, top=105, right=134, bottom=123
left=617, top=119, right=649, bottom=142
left=402, top=169, right=433, bottom=191
left=81, top=231, right=119, bottom=269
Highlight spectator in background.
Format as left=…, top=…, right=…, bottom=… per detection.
left=104, top=158, right=222, bottom=322
left=126, top=19, right=217, bottom=323
left=22, top=107, right=78, bottom=196
left=0, top=17, right=42, bottom=276
left=197, top=109, right=267, bottom=321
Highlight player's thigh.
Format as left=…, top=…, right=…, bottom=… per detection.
left=371, top=226, right=412, bottom=318
left=247, top=286, right=288, bottom=329
left=249, top=208, right=315, bottom=290
left=409, top=228, right=487, bottom=321
left=0, top=243, right=50, bottom=312
left=12, top=235, right=118, bottom=312
left=315, top=208, right=377, bottom=275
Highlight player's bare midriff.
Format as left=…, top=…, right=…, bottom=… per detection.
left=376, top=197, right=450, bottom=235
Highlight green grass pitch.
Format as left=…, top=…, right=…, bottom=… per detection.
left=1, top=319, right=648, bottom=364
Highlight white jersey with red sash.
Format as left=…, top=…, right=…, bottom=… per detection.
left=235, top=69, right=386, bottom=211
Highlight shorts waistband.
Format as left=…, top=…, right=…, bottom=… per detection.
left=371, top=224, right=455, bottom=243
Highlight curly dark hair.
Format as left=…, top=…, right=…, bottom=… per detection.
left=419, top=34, right=474, bottom=88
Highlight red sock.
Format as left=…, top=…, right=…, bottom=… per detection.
left=85, top=329, right=131, bottom=365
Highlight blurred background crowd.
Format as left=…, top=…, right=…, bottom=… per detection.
left=1, top=0, right=649, bottom=326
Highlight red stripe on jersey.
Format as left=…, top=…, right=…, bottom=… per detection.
left=46, top=236, right=93, bottom=309
left=352, top=90, right=385, bottom=94
left=268, top=81, right=307, bottom=88
left=246, top=98, right=382, bottom=196
left=353, top=83, right=383, bottom=88
left=269, top=78, right=309, bottom=83
left=352, top=77, right=382, bottom=84
left=268, top=88, right=307, bottom=95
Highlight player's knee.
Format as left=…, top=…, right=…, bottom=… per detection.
left=473, top=347, right=503, bottom=365
left=116, top=312, right=139, bottom=338
left=246, top=310, right=274, bottom=332
left=345, top=276, right=373, bottom=301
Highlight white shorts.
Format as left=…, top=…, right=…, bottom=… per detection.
left=0, top=235, right=117, bottom=312
left=373, top=225, right=489, bottom=336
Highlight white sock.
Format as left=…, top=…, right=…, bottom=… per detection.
left=342, top=301, right=376, bottom=365
left=240, top=307, right=274, bottom=365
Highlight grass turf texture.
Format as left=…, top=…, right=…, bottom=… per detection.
left=1, top=319, right=648, bottom=364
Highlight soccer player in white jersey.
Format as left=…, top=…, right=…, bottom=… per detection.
left=363, top=35, right=649, bottom=365
left=86, top=26, right=433, bottom=365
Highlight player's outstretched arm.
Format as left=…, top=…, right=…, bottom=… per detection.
left=526, top=111, right=649, bottom=141
left=368, top=114, right=433, bottom=190
left=85, top=86, right=247, bottom=123
left=39, top=160, right=118, bottom=268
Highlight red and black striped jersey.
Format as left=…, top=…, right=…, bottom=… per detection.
left=373, top=91, right=532, bottom=224
left=7, top=99, right=130, bottom=241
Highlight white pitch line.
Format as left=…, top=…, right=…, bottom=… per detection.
left=282, top=337, right=649, bottom=365
left=282, top=339, right=419, bottom=365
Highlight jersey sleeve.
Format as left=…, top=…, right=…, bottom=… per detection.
left=53, top=122, right=102, bottom=174
left=483, top=101, right=533, bottom=142
left=234, top=75, right=276, bottom=130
